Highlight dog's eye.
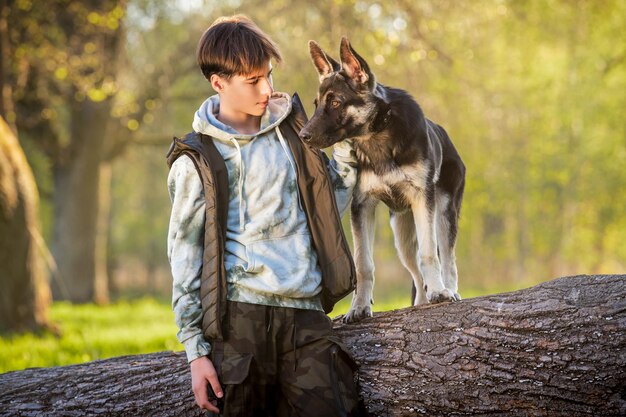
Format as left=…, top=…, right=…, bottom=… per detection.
left=330, top=100, right=341, bottom=108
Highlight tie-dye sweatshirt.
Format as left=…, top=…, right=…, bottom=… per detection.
left=167, top=92, right=357, bottom=362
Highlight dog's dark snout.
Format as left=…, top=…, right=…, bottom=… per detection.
left=299, top=129, right=311, bottom=141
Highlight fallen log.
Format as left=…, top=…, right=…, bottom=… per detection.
left=336, top=274, right=626, bottom=416
left=0, top=274, right=624, bottom=416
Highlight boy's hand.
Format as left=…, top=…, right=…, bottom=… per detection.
left=190, top=356, right=223, bottom=412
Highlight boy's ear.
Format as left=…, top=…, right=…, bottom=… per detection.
left=210, top=74, right=225, bottom=92
left=309, top=40, right=340, bottom=82
left=339, top=37, right=374, bottom=87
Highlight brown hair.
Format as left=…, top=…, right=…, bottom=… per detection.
left=196, top=15, right=282, bottom=80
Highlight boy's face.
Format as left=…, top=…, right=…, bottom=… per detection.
left=212, top=61, right=274, bottom=118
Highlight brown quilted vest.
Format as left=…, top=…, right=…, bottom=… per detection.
left=166, top=93, right=356, bottom=342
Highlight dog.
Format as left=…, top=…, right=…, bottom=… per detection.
left=299, top=38, right=466, bottom=323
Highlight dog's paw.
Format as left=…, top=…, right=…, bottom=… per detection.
left=452, top=292, right=462, bottom=301
left=343, top=305, right=373, bottom=323
left=427, top=288, right=457, bottom=304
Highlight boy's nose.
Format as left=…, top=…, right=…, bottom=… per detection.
left=260, top=77, right=273, bottom=96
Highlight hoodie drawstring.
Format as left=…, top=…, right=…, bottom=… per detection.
left=275, top=127, right=303, bottom=212
left=229, top=137, right=246, bottom=231
left=228, top=128, right=300, bottom=232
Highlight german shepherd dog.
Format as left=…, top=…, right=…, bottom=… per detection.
left=299, top=38, right=466, bottom=323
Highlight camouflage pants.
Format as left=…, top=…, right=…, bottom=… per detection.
left=207, top=301, right=363, bottom=417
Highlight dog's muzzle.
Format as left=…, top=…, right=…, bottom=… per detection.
left=298, top=129, right=312, bottom=142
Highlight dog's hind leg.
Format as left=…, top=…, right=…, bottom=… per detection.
left=435, top=192, right=461, bottom=301
left=390, top=210, right=427, bottom=305
left=344, top=196, right=378, bottom=323
left=412, top=186, right=456, bottom=304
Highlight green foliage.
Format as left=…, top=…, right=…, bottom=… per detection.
left=0, top=298, right=179, bottom=373
left=9, top=0, right=126, bottom=135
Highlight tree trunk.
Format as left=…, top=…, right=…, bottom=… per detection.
left=0, top=275, right=624, bottom=416
left=51, top=99, right=111, bottom=303
left=94, top=161, right=112, bottom=305
left=43, top=1, right=126, bottom=304
left=0, top=117, right=51, bottom=332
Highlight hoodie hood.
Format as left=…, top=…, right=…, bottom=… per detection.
left=192, top=92, right=292, bottom=143
left=190, top=91, right=300, bottom=233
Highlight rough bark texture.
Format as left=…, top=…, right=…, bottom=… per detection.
left=0, top=117, right=51, bottom=332
left=336, top=274, right=626, bottom=416
left=0, top=275, right=624, bottom=416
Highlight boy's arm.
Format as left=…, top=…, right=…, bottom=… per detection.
left=167, top=156, right=212, bottom=363
left=324, top=139, right=358, bottom=216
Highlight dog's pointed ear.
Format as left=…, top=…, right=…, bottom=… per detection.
left=309, top=40, right=340, bottom=82
left=339, top=37, right=374, bottom=87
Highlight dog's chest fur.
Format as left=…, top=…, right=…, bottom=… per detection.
left=355, top=160, right=430, bottom=212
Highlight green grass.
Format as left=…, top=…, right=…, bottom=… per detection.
left=0, top=297, right=180, bottom=374
left=0, top=285, right=508, bottom=374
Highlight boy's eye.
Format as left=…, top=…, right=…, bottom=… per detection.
left=249, top=70, right=272, bottom=85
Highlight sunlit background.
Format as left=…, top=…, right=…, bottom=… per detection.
left=1, top=0, right=624, bottom=372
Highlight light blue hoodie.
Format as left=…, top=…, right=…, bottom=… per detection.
left=167, top=92, right=357, bottom=362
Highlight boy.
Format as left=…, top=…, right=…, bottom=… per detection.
left=166, top=15, right=362, bottom=416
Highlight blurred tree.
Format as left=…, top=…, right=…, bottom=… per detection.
left=6, top=0, right=127, bottom=303
left=0, top=115, right=51, bottom=332
left=0, top=0, right=51, bottom=331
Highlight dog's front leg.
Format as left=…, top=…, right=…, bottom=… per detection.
left=412, top=187, right=456, bottom=304
left=344, top=195, right=377, bottom=323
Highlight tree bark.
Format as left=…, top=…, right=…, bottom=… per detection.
left=336, top=274, right=626, bottom=416
left=0, top=117, right=51, bottom=332
left=0, top=275, right=624, bottom=416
